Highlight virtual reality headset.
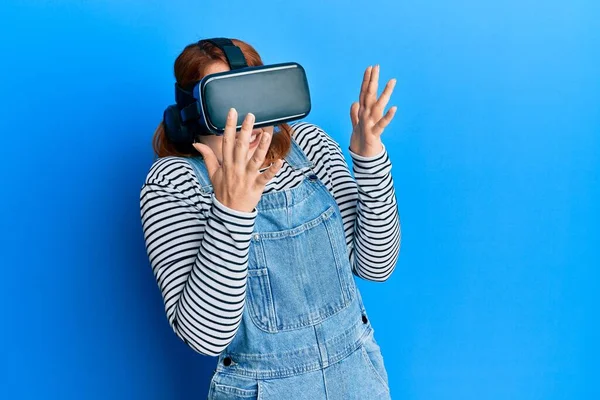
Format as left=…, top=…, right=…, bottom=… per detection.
left=163, top=37, right=312, bottom=148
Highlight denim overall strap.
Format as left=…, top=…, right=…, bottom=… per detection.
left=283, top=137, right=315, bottom=170
left=184, top=137, right=315, bottom=193
left=184, top=154, right=211, bottom=193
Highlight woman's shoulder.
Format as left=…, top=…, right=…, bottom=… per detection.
left=289, top=121, right=343, bottom=153
left=289, top=121, right=321, bottom=139
left=143, top=155, right=197, bottom=188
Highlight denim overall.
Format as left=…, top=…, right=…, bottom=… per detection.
left=185, top=137, right=391, bottom=399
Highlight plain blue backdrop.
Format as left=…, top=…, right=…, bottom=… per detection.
left=1, top=0, right=598, bottom=399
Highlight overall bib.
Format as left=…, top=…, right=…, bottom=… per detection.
left=186, top=138, right=391, bottom=400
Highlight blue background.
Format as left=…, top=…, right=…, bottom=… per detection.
left=1, top=0, right=598, bottom=399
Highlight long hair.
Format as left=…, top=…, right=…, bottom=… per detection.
left=152, top=39, right=293, bottom=164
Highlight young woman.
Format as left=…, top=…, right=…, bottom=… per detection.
left=140, top=38, right=401, bottom=399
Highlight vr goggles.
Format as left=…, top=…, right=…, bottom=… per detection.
left=163, top=37, right=312, bottom=149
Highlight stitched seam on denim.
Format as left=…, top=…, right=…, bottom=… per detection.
left=275, top=302, right=350, bottom=331
left=217, top=325, right=373, bottom=379
left=252, top=205, right=334, bottom=239
left=327, top=324, right=372, bottom=365
left=258, top=380, right=264, bottom=400
left=246, top=268, right=278, bottom=333
left=324, top=209, right=355, bottom=305
left=254, top=181, right=319, bottom=212
left=213, top=382, right=257, bottom=397
left=361, top=346, right=390, bottom=393
left=226, top=321, right=369, bottom=360
left=218, top=361, right=323, bottom=379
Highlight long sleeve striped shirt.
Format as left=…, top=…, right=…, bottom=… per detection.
left=140, top=122, right=401, bottom=357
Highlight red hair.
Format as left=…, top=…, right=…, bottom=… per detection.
left=152, top=38, right=292, bottom=164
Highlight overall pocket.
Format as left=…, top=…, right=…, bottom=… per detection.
left=360, top=330, right=390, bottom=392
left=246, top=267, right=278, bottom=333
left=208, top=372, right=260, bottom=399
left=246, top=204, right=355, bottom=332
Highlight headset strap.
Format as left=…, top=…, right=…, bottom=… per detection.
left=200, top=37, right=248, bottom=70
left=175, top=83, right=195, bottom=107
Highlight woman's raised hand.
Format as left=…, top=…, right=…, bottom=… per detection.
left=192, top=108, right=283, bottom=213
left=349, top=64, right=397, bottom=157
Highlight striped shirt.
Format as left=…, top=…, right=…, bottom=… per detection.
left=140, top=122, right=401, bottom=357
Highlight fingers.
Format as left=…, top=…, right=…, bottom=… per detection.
left=256, top=158, right=283, bottom=187
left=233, top=112, right=255, bottom=165
left=359, top=66, right=372, bottom=109
left=373, top=78, right=396, bottom=117
left=350, top=101, right=360, bottom=127
left=221, top=108, right=237, bottom=168
left=192, top=142, right=219, bottom=177
left=365, top=64, right=379, bottom=109
left=373, top=106, right=397, bottom=134
left=247, top=128, right=272, bottom=172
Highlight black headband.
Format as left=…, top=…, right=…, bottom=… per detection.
left=198, top=38, right=249, bottom=70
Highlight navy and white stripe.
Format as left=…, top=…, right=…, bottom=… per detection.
left=140, top=122, right=401, bottom=356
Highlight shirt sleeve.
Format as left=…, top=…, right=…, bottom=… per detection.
left=290, top=122, right=401, bottom=282
left=347, top=142, right=401, bottom=281
left=140, top=158, right=257, bottom=356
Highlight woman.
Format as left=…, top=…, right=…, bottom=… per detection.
left=140, top=38, right=401, bottom=399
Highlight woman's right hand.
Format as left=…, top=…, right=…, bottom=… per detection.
left=192, top=108, right=283, bottom=213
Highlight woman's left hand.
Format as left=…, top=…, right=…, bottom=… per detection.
left=349, top=64, right=397, bottom=157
